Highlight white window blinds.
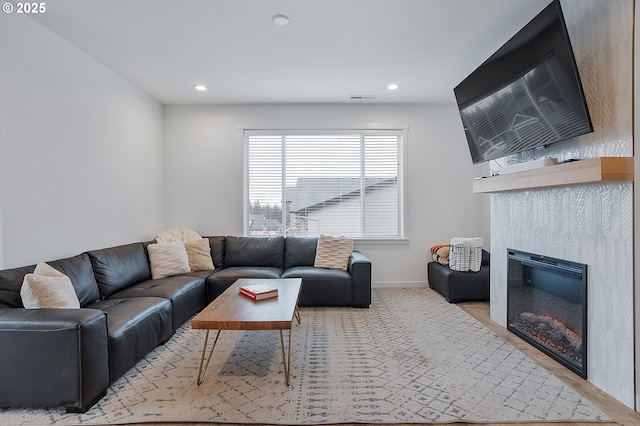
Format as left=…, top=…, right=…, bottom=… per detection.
left=244, top=130, right=405, bottom=239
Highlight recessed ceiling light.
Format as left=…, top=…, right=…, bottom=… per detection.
left=273, top=14, right=289, bottom=26
left=194, top=85, right=207, bottom=91
left=387, top=83, right=400, bottom=90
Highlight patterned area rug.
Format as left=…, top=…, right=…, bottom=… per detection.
left=2, top=288, right=610, bottom=424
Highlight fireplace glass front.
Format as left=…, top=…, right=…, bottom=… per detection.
left=507, top=249, right=587, bottom=378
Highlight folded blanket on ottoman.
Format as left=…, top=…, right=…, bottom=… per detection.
left=430, top=244, right=450, bottom=265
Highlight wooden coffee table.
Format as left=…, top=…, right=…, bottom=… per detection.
left=191, top=278, right=302, bottom=386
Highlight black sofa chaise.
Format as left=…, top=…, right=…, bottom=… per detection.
left=0, top=235, right=371, bottom=413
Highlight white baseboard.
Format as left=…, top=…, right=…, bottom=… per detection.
left=372, top=281, right=428, bottom=288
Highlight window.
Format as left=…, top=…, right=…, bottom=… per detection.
left=244, top=129, right=405, bottom=239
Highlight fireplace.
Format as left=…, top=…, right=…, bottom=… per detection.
left=507, top=249, right=587, bottom=378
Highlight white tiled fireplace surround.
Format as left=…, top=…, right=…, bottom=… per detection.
left=488, top=0, right=634, bottom=409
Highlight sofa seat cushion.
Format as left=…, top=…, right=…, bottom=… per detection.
left=88, top=297, right=172, bottom=382
left=206, top=266, right=283, bottom=301
left=283, top=266, right=352, bottom=307
left=107, top=276, right=207, bottom=332
left=186, top=270, right=217, bottom=280
left=211, top=266, right=283, bottom=279
left=282, top=266, right=350, bottom=281
left=88, top=243, right=152, bottom=299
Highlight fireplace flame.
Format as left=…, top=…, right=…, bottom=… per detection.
left=520, top=312, right=582, bottom=349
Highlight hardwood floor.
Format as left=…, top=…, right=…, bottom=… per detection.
left=139, top=300, right=639, bottom=426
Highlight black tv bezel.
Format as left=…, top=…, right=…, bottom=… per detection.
left=454, top=0, right=593, bottom=165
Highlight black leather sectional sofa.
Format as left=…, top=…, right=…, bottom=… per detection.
left=0, top=235, right=371, bottom=413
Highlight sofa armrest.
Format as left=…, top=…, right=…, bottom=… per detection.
left=349, top=251, right=371, bottom=308
left=0, top=308, right=110, bottom=413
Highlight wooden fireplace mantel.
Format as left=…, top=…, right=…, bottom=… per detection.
left=472, top=157, right=634, bottom=194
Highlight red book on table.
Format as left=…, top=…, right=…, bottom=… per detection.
left=239, top=284, right=278, bottom=300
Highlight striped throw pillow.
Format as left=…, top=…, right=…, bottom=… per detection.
left=313, top=235, right=354, bottom=270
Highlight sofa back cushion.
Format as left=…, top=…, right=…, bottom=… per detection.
left=285, top=237, right=319, bottom=269
left=224, top=236, right=284, bottom=268
left=87, top=242, right=151, bottom=299
left=204, top=236, right=226, bottom=269
left=48, top=254, right=101, bottom=307
left=0, top=265, right=35, bottom=308
left=0, top=254, right=101, bottom=308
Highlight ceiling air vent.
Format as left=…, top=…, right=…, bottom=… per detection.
left=349, top=95, right=377, bottom=100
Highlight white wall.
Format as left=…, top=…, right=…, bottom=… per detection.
left=489, top=0, right=634, bottom=409
left=164, top=103, right=487, bottom=286
left=0, top=15, right=165, bottom=267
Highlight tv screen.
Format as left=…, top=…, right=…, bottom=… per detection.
left=454, top=0, right=593, bottom=165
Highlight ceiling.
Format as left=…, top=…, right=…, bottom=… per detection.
left=30, top=0, right=551, bottom=105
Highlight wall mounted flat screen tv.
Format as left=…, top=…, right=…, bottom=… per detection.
left=454, top=0, right=593, bottom=165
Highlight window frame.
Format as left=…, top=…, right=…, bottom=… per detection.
left=243, top=127, right=408, bottom=241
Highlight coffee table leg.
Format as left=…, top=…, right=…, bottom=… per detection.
left=294, top=306, right=301, bottom=324
left=279, top=329, right=292, bottom=385
left=197, top=329, right=221, bottom=385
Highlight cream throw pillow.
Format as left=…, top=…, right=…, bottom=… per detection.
left=154, top=227, right=202, bottom=244
left=314, top=235, right=354, bottom=271
left=185, top=238, right=215, bottom=271
left=148, top=242, right=191, bottom=279
left=20, top=263, right=80, bottom=309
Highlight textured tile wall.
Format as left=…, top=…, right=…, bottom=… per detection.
left=489, top=0, right=634, bottom=408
